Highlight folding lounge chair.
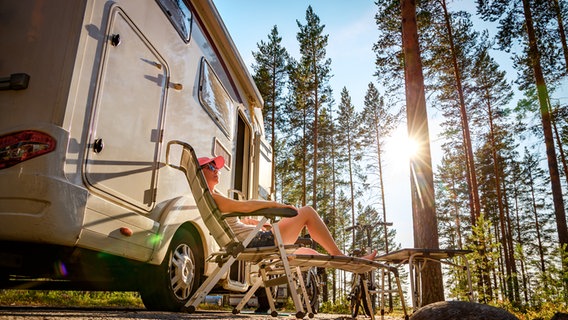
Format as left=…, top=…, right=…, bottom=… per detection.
left=166, top=141, right=307, bottom=315
left=166, top=140, right=407, bottom=319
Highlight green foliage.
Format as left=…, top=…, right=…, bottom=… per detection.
left=250, top=0, right=568, bottom=311
left=0, top=290, right=144, bottom=308
left=319, top=296, right=350, bottom=314
left=464, top=214, right=502, bottom=303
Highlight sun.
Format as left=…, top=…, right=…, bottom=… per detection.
left=404, top=136, right=420, bottom=159
left=386, top=129, right=420, bottom=165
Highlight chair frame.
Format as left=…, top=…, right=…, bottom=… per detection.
left=166, top=140, right=407, bottom=319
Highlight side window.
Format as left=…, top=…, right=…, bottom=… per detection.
left=156, top=0, right=192, bottom=42
left=199, top=58, right=236, bottom=138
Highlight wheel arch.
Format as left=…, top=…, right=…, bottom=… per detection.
left=148, top=196, right=211, bottom=267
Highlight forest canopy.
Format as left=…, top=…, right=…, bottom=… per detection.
left=246, top=0, right=568, bottom=316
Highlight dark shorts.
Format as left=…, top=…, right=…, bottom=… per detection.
left=247, top=230, right=275, bottom=248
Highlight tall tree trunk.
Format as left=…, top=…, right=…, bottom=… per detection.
left=401, top=0, right=444, bottom=305
left=439, top=0, right=481, bottom=226
left=271, top=67, right=277, bottom=199
left=485, top=97, right=514, bottom=301
left=348, top=135, right=356, bottom=248
left=452, top=179, right=463, bottom=249
left=493, top=222, right=506, bottom=299
left=312, top=57, right=319, bottom=210
left=330, top=104, right=338, bottom=303
left=373, top=112, right=394, bottom=310
left=302, top=105, right=307, bottom=206
left=440, top=0, right=494, bottom=300
left=552, top=0, right=568, bottom=73
left=513, top=189, right=529, bottom=303
left=522, top=0, right=568, bottom=267
left=503, top=182, right=521, bottom=302
left=527, top=165, right=547, bottom=274
left=551, top=106, right=568, bottom=188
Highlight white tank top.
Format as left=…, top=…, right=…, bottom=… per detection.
left=225, top=217, right=256, bottom=242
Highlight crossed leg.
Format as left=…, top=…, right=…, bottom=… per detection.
left=277, top=206, right=377, bottom=260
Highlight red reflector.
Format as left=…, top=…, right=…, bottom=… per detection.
left=0, top=130, right=56, bottom=170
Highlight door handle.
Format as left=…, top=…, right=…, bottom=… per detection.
left=0, top=73, right=30, bottom=90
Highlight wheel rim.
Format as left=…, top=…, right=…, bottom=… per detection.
left=350, top=284, right=361, bottom=317
left=169, top=243, right=195, bottom=300
left=305, top=272, right=318, bottom=311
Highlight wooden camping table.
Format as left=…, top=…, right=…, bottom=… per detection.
left=375, top=248, right=473, bottom=310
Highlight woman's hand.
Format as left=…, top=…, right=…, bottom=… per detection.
left=278, top=202, right=298, bottom=211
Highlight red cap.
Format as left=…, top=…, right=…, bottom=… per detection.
left=198, top=156, right=225, bottom=169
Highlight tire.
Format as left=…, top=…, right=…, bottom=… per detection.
left=304, top=269, right=319, bottom=314
left=139, top=228, right=203, bottom=311
left=349, top=277, right=362, bottom=318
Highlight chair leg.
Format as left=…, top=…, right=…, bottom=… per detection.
left=233, top=276, right=263, bottom=314
left=272, top=223, right=305, bottom=319
left=393, top=269, right=409, bottom=320
left=185, top=256, right=237, bottom=312
left=362, top=274, right=375, bottom=320
left=295, top=266, right=314, bottom=318
left=261, top=268, right=279, bottom=317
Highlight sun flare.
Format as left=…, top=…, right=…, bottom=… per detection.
left=387, top=130, right=420, bottom=163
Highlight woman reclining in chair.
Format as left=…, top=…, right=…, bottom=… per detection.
left=199, top=155, right=377, bottom=260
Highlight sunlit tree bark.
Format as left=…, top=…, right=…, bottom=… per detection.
left=401, top=0, right=444, bottom=305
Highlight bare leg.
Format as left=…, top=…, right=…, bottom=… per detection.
left=276, top=206, right=343, bottom=256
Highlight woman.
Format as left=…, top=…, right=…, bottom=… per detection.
left=198, top=155, right=377, bottom=260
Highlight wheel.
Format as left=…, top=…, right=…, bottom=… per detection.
left=349, top=277, right=362, bottom=318
left=304, top=268, right=320, bottom=314
left=139, top=228, right=203, bottom=311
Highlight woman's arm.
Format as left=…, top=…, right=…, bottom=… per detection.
left=211, top=192, right=296, bottom=214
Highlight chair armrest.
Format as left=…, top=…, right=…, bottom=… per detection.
left=222, top=207, right=298, bottom=219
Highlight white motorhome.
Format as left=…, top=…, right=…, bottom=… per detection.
left=0, top=0, right=273, bottom=311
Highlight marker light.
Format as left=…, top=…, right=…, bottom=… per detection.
left=0, top=130, right=56, bottom=169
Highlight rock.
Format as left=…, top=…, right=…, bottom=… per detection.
left=551, top=312, right=568, bottom=320
left=409, top=301, right=518, bottom=320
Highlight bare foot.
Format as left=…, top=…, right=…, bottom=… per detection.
left=361, top=249, right=378, bottom=260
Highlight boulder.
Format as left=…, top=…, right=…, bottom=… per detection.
left=410, top=301, right=518, bottom=320
left=551, top=312, right=568, bottom=320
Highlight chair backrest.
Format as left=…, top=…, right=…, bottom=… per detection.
left=166, top=140, right=236, bottom=249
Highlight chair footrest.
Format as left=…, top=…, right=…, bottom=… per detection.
left=264, top=275, right=289, bottom=287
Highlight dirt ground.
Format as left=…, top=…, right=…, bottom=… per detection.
left=0, top=306, right=403, bottom=320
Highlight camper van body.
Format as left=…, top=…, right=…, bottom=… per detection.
left=0, top=0, right=273, bottom=311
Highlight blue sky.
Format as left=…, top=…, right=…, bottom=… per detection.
left=212, top=0, right=557, bottom=250
left=215, top=0, right=418, bottom=249
left=215, top=0, right=379, bottom=111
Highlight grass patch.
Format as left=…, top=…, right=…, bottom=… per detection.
left=0, top=290, right=144, bottom=308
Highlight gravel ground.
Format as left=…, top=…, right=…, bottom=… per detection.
left=0, top=306, right=403, bottom=320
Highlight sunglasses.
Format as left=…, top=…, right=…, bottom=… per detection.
left=203, top=163, right=218, bottom=172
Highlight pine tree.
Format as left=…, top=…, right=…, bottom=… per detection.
left=360, top=82, right=402, bottom=254
left=285, top=58, right=312, bottom=206
left=296, top=6, right=333, bottom=210
left=401, top=0, right=444, bottom=305
left=432, top=1, right=481, bottom=226
left=477, top=0, right=568, bottom=265
left=335, top=87, right=363, bottom=249
left=252, top=26, right=290, bottom=200
left=470, top=35, right=519, bottom=302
